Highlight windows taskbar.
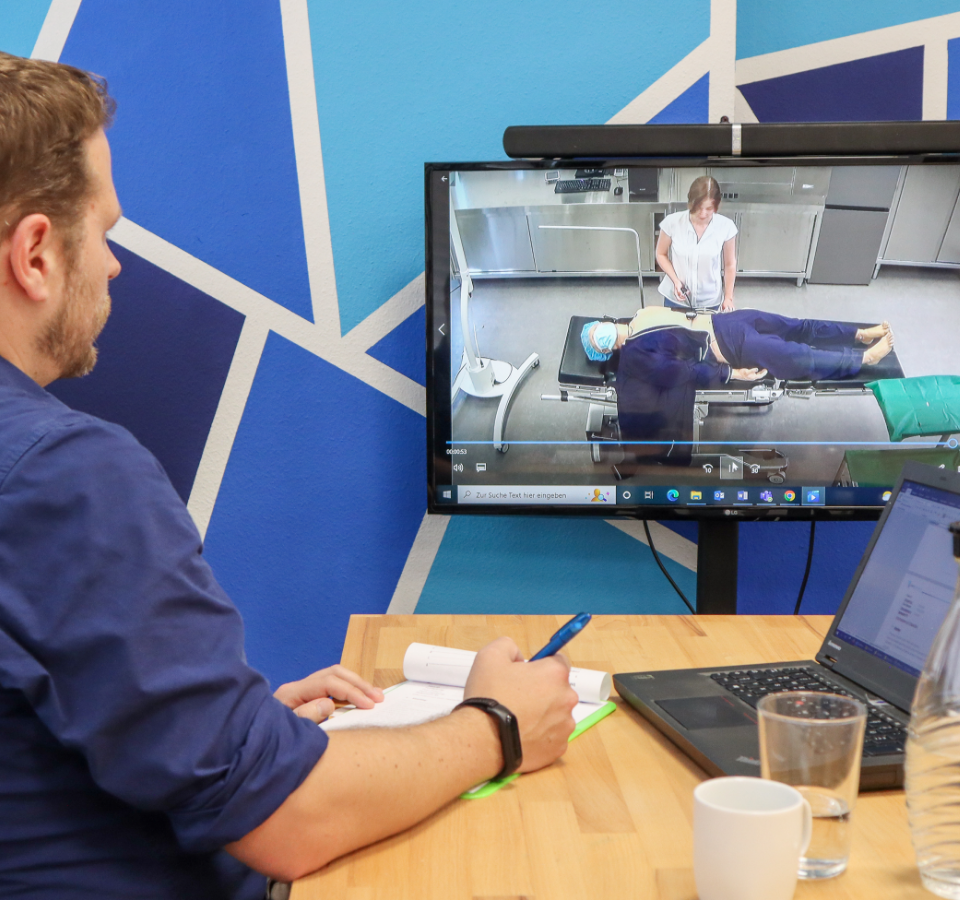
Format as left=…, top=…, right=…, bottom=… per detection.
left=435, top=485, right=892, bottom=507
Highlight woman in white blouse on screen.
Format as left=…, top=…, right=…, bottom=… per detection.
left=656, top=175, right=738, bottom=312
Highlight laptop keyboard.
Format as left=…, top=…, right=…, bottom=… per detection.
left=709, top=667, right=907, bottom=757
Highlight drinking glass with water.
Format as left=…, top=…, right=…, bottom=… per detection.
left=757, top=691, right=866, bottom=879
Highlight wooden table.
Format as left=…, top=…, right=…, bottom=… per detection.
left=292, top=614, right=926, bottom=900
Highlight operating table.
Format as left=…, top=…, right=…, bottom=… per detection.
left=541, top=314, right=906, bottom=480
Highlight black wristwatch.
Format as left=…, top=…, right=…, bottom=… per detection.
left=454, top=697, right=523, bottom=780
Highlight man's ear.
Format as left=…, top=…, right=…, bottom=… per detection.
left=6, top=214, right=58, bottom=303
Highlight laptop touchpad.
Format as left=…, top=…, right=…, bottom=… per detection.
left=656, top=696, right=756, bottom=730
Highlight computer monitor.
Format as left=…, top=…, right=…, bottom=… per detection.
left=426, top=152, right=960, bottom=529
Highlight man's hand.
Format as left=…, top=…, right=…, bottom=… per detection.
left=462, top=636, right=578, bottom=773
left=721, top=297, right=735, bottom=311
left=273, top=665, right=384, bottom=723
left=231, top=639, right=576, bottom=879
left=731, top=366, right=767, bottom=382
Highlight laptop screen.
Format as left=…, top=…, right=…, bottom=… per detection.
left=835, top=479, right=960, bottom=678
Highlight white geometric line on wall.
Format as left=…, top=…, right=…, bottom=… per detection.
left=604, top=519, right=698, bottom=572
left=923, top=37, right=949, bottom=120
left=187, top=319, right=270, bottom=539
left=733, top=88, right=760, bottom=124
left=280, top=0, right=342, bottom=338
left=109, top=215, right=427, bottom=531
left=343, top=271, right=425, bottom=355
left=736, top=12, right=960, bottom=86
left=108, top=217, right=423, bottom=413
left=321, top=337, right=424, bottom=413
left=606, top=38, right=713, bottom=125
left=708, top=0, right=737, bottom=124
left=386, top=511, right=451, bottom=614
left=30, top=0, right=82, bottom=61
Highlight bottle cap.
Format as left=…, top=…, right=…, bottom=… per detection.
left=951, top=521, right=960, bottom=558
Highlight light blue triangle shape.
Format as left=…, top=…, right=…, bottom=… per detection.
left=0, top=0, right=53, bottom=57
left=738, top=1, right=960, bottom=59
left=417, top=517, right=695, bottom=615
left=307, top=0, right=711, bottom=334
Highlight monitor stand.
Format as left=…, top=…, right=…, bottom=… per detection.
left=696, top=520, right=738, bottom=614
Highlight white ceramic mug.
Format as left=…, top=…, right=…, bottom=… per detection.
left=694, top=776, right=812, bottom=900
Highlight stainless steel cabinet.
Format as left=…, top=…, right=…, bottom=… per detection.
left=810, top=209, right=889, bottom=285
left=709, top=166, right=830, bottom=204
left=937, top=195, right=960, bottom=264
left=731, top=205, right=818, bottom=277
left=452, top=167, right=823, bottom=282
left=528, top=204, right=663, bottom=274
left=455, top=203, right=667, bottom=276
left=454, top=208, right=536, bottom=273
left=883, top=166, right=960, bottom=264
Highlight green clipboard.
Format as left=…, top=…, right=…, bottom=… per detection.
left=460, top=699, right=617, bottom=799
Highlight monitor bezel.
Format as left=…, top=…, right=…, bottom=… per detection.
left=426, top=153, right=960, bottom=520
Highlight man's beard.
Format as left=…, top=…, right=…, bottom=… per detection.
left=36, top=270, right=111, bottom=380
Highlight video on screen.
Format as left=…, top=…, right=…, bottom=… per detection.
left=439, top=163, right=960, bottom=500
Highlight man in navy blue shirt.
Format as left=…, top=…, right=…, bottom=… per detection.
left=0, top=53, right=578, bottom=898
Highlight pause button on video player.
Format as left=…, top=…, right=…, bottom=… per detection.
left=719, top=455, right=744, bottom=479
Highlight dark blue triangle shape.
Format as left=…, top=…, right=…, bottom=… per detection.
left=48, top=244, right=245, bottom=503
left=367, top=306, right=426, bottom=387
left=60, top=1, right=313, bottom=320
left=739, top=47, right=923, bottom=122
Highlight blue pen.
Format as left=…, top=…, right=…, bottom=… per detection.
left=529, top=612, right=592, bottom=661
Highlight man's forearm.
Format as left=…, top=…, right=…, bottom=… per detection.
left=225, top=706, right=501, bottom=881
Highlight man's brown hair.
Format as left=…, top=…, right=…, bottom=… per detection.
left=0, top=53, right=115, bottom=251
left=687, top=175, right=721, bottom=213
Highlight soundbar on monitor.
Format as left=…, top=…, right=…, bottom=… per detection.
left=502, top=122, right=960, bottom=159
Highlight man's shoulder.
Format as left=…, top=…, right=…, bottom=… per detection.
left=0, top=381, right=151, bottom=489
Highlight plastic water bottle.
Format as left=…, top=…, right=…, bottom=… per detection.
left=906, top=521, right=960, bottom=898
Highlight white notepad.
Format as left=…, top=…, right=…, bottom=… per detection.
left=321, top=642, right=612, bottom=733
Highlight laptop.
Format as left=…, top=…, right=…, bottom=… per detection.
left=614, top=461, right=960, bottom=791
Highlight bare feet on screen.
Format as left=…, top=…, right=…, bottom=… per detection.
left=861, top=331, right=894, bottom=366
left=856, top=321, right=891, bottom=343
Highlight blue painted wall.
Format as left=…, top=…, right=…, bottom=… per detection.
left=737, top=0, right=960, bottom=59
left=0, top=0, right=50, bottom=58
left=62, top=0, right=313, bottom=319
left=950, top=37, right=960, bottom=119
left=1, top=2, right=954, bottom=685
left=739, top=47, right=924, bottom=122
left=308, top=0, right=710, bottom=333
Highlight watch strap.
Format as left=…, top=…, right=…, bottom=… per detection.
left=454, top=697, right=523, bottom=780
